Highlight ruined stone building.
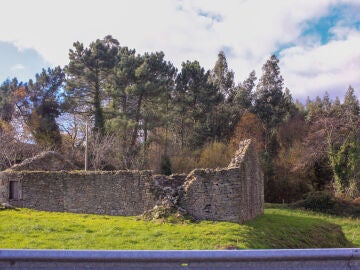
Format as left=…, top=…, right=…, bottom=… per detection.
left=0, top=140, right=264, bottom=223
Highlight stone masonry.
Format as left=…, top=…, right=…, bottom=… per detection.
left=0, top=139, right=264, bottom=223
left=179, top=139, right=264, bottom=222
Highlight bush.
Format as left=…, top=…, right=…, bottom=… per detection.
left=197, top=141, right=232, bottom=169
left=170, top=149, right=199, bottom=174
left=302, top=191, right=335, bottom=212
left=292, top=191, right=360, bottom=217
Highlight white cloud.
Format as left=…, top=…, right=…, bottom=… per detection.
left=0, top=0, right=359, bottom=100
left=280, top=27, right=360, bottom=100
left=11, top=64, right=25, bottom=71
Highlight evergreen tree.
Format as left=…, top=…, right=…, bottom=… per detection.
left=174, top=60, right=220, bottom=149
left=106, top=49, right=176, bottom=168
left=343, top=85, right=359, bottom=116
left=65, top=35, right=119, bottom=133
left=25, top=67, right=64, bottom=149
left=253, top=55, right=292, bottom=201
left=234, top=70, right=256, bottom=111
left=0, top=78, right=20, bottom=124
left=208, top=51, right=234, bottom=101
left=254, top=55, right=289, bottom=139
left=322, top=91, right=332, bottom=115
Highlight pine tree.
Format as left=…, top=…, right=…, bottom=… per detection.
left=106, top=49, right=176, bottom=168
left=254, top=55, right=289, bottom=134
left=322, top=91, right=332, bottom=115
left=65, top=35, right=119, bottom=133
left=208, top=51, right=234, bottom=101
left=25, top=67, right=64, bottom=149
left=234, top=70, right=256, bottom=111
left=253, top=55, right=292, bottom=202
left=343, top=85, right=359, bottom=116
left=174, top=60, right=220, bottom=149
left=0, top=78, right=20, bottom=124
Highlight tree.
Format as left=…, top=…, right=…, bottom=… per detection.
left=254, top=55, right=289, bottom=134
left=173, top=60, right=220, bottom=149
left=106, top=49, right=176, bottom=168
left=197, top=141, right=232, bottom=169
left=300, top=102, right=360, bottom=199
left=208, top=51, right=234, bottom=101
left=322, top=91, right=332, bottom=115
left=343, top=85, right=359, bottom=116
left=0, top=78, right=21, bottom=125
left=230, top=112, right=264, bottom=154
left=65, top=35, right=119, bottom=133
left=253, top=55, right=293, bottom=202
left=331, top=96, right=342, bottom=116
left=13, top=67, right=64, bottom=149
left=88, top=131, right=119, bottom=171
left=306, top=96, right=325, bottom=121
left=105, top=46, right=142, bottom=167
left=234, top=70, right=256, bottom=112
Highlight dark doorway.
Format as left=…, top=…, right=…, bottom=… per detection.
left=9, top=181, right=21, bottom=200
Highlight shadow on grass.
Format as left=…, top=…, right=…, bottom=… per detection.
left=0, top=206, right=20, bottom=212
left=241, top=213, right=354, bottom=249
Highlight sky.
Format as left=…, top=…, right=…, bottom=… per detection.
left=1, top=0, right=359, bottom=102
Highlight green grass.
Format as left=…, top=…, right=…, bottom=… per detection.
left=0, top=206, right=358, bottom=249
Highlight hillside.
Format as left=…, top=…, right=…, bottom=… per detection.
left=0, top=205, right=358, bottom=249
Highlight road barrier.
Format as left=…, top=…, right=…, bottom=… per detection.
left=0, top=248, right=359, bottom=269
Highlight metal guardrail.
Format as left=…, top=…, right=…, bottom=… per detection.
left=0, top=248, right=359, bottom=269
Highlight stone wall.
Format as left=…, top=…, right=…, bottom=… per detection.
left=179, top=140, right=264, bottom=223
left=0, top=139, right=264, bottom=223
left=0, top=171, right=158, bottom=216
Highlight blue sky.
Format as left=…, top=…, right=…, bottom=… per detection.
left=1, top=0, right=359, bottom=101
left=0, top=41, right=49, bottom=82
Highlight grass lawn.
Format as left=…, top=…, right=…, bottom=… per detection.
left=0, top=205, right=358, bottom=249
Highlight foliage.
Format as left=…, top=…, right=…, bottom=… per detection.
left=173, top=60, right=221, bottom=149
left=170, top=149, right=199, bottom=174
left=197, top=141, right=232, bottom=169
left=0, top=78, right=21, bottom=124
left=65, top=35, right=119, bottom=133
left=208, top=51, right=234, bottom=100
left=14, top=67, right=65, bottom=149
left=293, top=191, right=360, bottom=218
left=301, top=191, right=335, bottom=213
left=230, top=112, right=264, bottom=153
left=329, top=136, right=360, bottom=198
left=233, top=70, right=256, bottom=112
left=253, top=55, right=291, bottom=133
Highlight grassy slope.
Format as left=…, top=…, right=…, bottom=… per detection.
left=0, top=206, right=358, bottom=249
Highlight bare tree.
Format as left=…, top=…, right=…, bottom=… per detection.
left=0, top=131, right=41, bottom=170
left=88, top=131, right=120, bottom=171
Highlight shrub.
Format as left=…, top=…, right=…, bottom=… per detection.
left=170, top=149, right=199, bottom=174
left=303, top=191, right=335, bottom=212
left=197, top=141, right=232, bottom=169
left=292, top=191, right=360, bottom=217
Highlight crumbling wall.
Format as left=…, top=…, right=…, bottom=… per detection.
left=0, top=139, right=264, bottom=223
left=179, top=140, right=264, bottom=223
